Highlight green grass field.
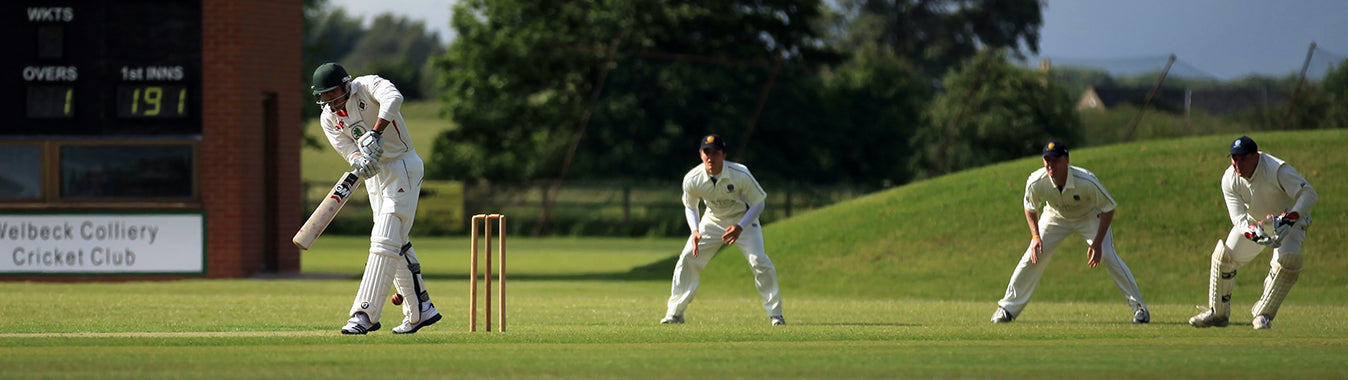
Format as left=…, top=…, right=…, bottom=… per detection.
left=5, top=129, right=1348, bottom=378
left=4, top=273, right=1347, bottom=378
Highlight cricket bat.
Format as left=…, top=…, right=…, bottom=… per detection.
left=293, top=171, right=362, bottom=250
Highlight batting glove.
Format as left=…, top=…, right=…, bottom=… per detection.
left=358, top=130, right=383, bottom=162
left=349, top=152, right=380, bottom=178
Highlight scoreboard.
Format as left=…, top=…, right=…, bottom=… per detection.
left=5, top=0, right=202, bottom=136
left=2, top=0, right=300, bottom=279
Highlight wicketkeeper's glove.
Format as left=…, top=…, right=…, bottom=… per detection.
left=1270, top=210, right=1301, bottom=243
left=1243, top=220, right=1280, bottom=248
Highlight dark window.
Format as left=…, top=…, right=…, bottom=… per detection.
left=60, top=145, right=193, bottom=199
left=1, top=145, right=42, bottom=200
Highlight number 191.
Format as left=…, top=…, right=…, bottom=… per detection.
left=130, top=86, right=186, bottom=116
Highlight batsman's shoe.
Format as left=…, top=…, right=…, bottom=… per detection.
left=1252, top=314, right=1273, bottom=330
left=1188, top=308, right=1229, bottom=328
left=1133, top=308, right=1150, bottom=324
left=340, top=312, right=382, bottom=335
left=660, top=315, right=684, bottom=324
left=393, top=303, right=442, bottom=334
left=991, top=307, right=1015, bottom=323
left=770, top=316, right=786, bottom=326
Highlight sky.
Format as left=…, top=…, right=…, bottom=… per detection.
left=326, top=0, right=1348, bottom=80
left=1036, top=0, right=1348, bottom=79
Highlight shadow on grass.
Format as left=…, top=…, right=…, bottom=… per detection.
left=796, top=322, right=922, bottom=327
left=274, top=255, right=680, bottom=282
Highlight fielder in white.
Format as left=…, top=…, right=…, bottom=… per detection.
left=662, top=134, right=785, bottom=326
left=312, top=62, right=441, bottom=334
left=1190, top=136, right=1317, bottom=330
left=992, top=141, right=1150, bottom=323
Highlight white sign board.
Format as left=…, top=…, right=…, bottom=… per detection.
left=0, top=213, right=204, bottom=274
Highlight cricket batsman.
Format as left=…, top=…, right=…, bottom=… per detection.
left=312, top=62, right=441, bottom=334
left=1190, top=136, right=1318, bottom=330
left=662, top=134, right=785, bottom=326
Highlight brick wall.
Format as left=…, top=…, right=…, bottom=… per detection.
left=201, top=0, right=304, bottom=278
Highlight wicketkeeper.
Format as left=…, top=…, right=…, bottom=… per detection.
left=992, top=140, right=1150, bottom=324
left=312, top=62, right=441, bottom=334
left=1190, top=136, right=1318, bottom=330
left=662, top=134, right=785, bottom=326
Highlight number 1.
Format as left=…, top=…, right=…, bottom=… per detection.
left=63, top=87, right=73, bottom=115
left=178, top=87, right=187, bottom=115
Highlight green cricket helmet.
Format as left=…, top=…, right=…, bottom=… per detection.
left=311, top=62, right=353, bottom=107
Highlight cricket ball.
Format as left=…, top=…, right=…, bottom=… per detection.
left=391, top=293, right=404, bottom=305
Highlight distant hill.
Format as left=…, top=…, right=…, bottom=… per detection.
left=689, top=130, right=1348, bottom=307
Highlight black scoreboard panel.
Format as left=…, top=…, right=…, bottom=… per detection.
left=5, top=1, right=202, bottom=136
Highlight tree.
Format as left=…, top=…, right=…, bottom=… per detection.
left=1320, top=59, right=1348, bottom=129
left=1237, top=71, right=1331, bottom=131
left=806, top=44, right=930, bottom=184
left=1226, top=73, right=1301, bottom=89
left=305, top=6, right=366, bottom=69
left=300, top=0, right=344, bottom=148
left=302, top=4, right=365, bottom=123
left=911, top=49, right=1079, bottom=177
left=1047, top=66, right=1115, bottom=96
left=430, top=0, right=622, bottom=181
left=340, top=14, right=445, bottom=100
left=302, top=3, right=448, bottom=150
left=830, top=0, right=1044, bottom=77
left=304, top=7, right=446, bottom=105
left=430, top=0, right=836, bottom=182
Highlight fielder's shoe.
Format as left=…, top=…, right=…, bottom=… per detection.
left=991, top=307, right=1015, bottom=323
left=1188, top=308, right=1229, bottom=328
left=393, top=303, right=442, bottom=334
left=770, top=316, right=786, bottom=326
left=1252, top=314, right=1273, bottom=330
left=1133, top=308, right=1150, bottom=324
left=660, top=315, right=684, bottom=324
left=340, top=312, right=381, bottom=335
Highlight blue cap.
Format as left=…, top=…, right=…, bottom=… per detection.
left=700, top=134, right=726, bottom=151
left=1230, top=136, right=1258, bottom=156
left=1042, top=140, right=1068, bottom=158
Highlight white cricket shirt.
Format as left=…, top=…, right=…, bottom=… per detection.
left=319, top=75, right=416, bottom=164
left=1023, top=165, right=1117, bottom=220
left=1222, top=152, right=1317, bottom=226
left=682, top=161, right=767, bottom=226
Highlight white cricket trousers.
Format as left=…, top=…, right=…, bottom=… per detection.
left=997, top=213, right=1147, bottom=317
left=666, top=219, right=783, bottom=318
left=1221, top=222, right=1307, bottom=267
left=349, top=154, right=425, bottom=323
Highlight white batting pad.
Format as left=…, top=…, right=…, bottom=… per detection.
left=1253, top=253, right=1302, bottom=318
left=1208, top=240, right=1238, bottom=317
left=350, top=249, right=399, bottom=323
